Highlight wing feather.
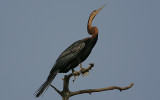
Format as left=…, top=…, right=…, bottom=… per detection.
left=56, top=40, right=85, bottom=62
left=51, top=40, right=85, bottom=72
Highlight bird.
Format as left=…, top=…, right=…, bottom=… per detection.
left=35, top=5, right=105, bottom=98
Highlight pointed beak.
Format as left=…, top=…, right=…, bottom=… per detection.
left=94, top=4, right=106, bottom=17
left=97, top=4, right=106, bottom=12
left=90, top=4, right=106, bottom=20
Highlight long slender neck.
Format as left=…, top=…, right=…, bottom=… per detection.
left=87, top=16, right=98, bottom=39
left=86, top=4, right=105, bottom=39
left=87, top=17, right=92, bottom=34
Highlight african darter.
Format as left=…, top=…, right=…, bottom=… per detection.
left=35, top=5, right=105, bottom=97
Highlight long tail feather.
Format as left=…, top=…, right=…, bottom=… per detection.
left=34, top=69, right=59, bottom=97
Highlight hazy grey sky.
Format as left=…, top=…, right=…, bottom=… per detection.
left=0, top=0, right=160, bottom=100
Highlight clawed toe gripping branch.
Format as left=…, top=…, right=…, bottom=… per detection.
left=50, top=63, right=133, bottom=100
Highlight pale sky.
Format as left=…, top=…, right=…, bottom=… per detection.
left=0, top=0, right=160, bottom=100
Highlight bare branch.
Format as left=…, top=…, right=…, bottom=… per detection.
left=67, top=63, right=94, bottom=78
left=63, top=75, right=70, bottom=92
left=50, top=84, right=63, bottom=96
left=70, top=83, right=134, bottom=96
left=50, top=63, right=134, bottom=100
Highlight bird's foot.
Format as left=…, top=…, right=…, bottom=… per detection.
left=79, top=63, right=83, bottom=70
left=71, top=69, right=80, bottom=82
left=72, top=71, right=80, bottom=82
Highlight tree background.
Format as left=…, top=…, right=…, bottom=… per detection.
left=0, top=0, right=160, bottom=100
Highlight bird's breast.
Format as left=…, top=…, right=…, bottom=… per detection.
left=78, top=35, right=98, bottom=62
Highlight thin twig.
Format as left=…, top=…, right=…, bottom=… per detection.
left=70, top=83, right=134, bottom=96
left=50, top=84, right=63, bottom=96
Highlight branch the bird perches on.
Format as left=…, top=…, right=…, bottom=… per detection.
left=50, top=63, right=134, bottom=100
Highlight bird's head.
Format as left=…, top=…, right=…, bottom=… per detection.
left=88, top=4, right=106, bottom=35
left=89, top=4, right=106, bottom=23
